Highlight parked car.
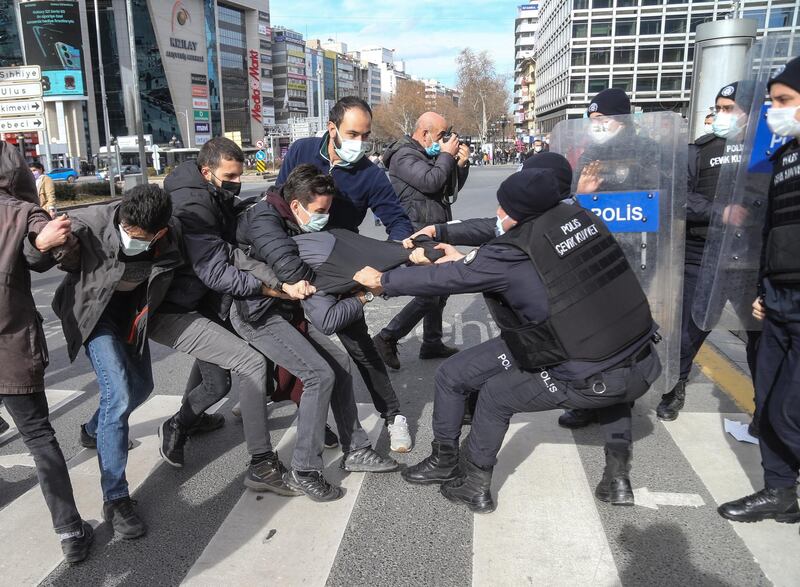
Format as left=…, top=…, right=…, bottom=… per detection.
left=47, top=167, right=79, bottom=183
left=96, top=164, right=141, bottom=182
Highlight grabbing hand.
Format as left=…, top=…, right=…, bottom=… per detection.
left=752, top=297, right=765, bottom=321
left=722, top=204, right=748, bottom=227
left=409, top=247, right=432, bottom=265
left=282, top=280, right=316, bottom=300
left=35, top=214, right=72, bottom=252
left=353, top=266, right=383, bottom=291
left=441, top=134, right=460, bottom=157
left=577, top=160, right=604, bottom=194
left=402, top=226, right=436, bottom=249
left=434, top=243, right=465, bottom=264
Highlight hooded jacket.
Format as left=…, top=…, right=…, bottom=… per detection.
left=52, top=202, right=184, bottom=362
left=382, top=135, right=469, bottom=227
left=159, top=161, right=263, bottom=317
left=0, top=143, right=64, bottom=393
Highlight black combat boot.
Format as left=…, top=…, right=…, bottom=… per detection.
left=595, top=446, right=634, bottom=506
left=558, top=408, right=598, bottom=429
left=402, top=440, right=461, bottom=485
left=656, top=380, right=686, bottom=421
left=440, top=458, right=495, bottom=513
left=718, top=487, right=800, bottom=523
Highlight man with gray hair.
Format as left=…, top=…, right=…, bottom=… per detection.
left=374, top=112, right=470, bottom=370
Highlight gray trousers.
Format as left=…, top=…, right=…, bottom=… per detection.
left=148, top=312, right=272, bottom=456
left=230, top=304, right=371, bottom=472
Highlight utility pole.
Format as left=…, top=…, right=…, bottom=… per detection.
left=126, top=0, right=148, bottom=185
left=94, top=0, right=115, bottom=196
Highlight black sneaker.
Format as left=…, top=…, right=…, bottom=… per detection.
left=245, top=453, right=303, bottom=496
left=158, top=416, right=187, bottom=468
left=718, top=487, right=800, bottom=523
left=0, top=414, right=9, bottom=435
left=324, top=424, right=339, bottom=449
left=186, top=412, right=225, bottom=436
left=80, top=424, right=134, bottom=450
left=61, top=521, right=94, bottom=564
left=341, top=447, right=399, bottom=473
left=283, top=469, right=344, bottom=502
left=373, top=333, right=401, bottom=370
left=419, top=343, right=460, bottom=360
left=557, top=409, right=598, bottom=429
left=102, top=497, right=147, bottom=539
left=656, top=380, right=686, bottom=421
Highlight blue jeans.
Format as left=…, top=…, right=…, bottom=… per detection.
left=84, top=317, right=154, bottom=502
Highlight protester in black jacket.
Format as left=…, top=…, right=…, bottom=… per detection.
left=374, top=112, right=470, bottom=370
left=149, top=138, right=300, bottom=499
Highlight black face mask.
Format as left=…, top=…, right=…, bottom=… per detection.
left=209, top=171, right=242, bottom=198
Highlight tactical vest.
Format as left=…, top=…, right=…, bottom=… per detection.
left=689, top=135, right=742, bottom=240
left=486, top=204, right=654, bottom=371
left=764, top=141, right=800, bottom=285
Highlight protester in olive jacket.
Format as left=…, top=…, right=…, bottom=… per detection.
left=0, top=141, right=93, bottom=563
left=52, top=184, right=181, bottom=540
left=375, top=112, right=469, bottom=369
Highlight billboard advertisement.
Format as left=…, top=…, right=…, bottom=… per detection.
left=18, top=1, right=86, bottom=98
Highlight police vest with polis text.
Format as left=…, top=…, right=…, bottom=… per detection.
left=764, top=139, right=800, bottom=285
left=485, top=203, right=655, bottom=372
left=689, top=134, right=745, bottom=240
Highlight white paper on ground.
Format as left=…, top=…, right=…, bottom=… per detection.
left=724, top=418, right=759, bottom=445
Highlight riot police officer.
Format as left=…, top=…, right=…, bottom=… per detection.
left=718, top=57, right=800, bottom=526
left=353, top=168, right=662, bottom=512
left=657, top=81, right=761, bottom=421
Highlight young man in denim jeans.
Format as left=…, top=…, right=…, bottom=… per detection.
left=53, top=184, right=182, bottom=539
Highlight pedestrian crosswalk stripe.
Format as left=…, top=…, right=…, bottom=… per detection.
left=663, top=413, right=800, bottom=587
left=182, top=404, right=384, bottom=586
left=0, top=394, right=181, bottom=586
left=0, top=389, right=83, bottom=446
left=473, top=412, right=620, bottom=586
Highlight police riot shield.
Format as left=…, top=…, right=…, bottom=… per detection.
left=692, top=35, right=800, bottom=332
left=550, top=112, right=687, bottom=399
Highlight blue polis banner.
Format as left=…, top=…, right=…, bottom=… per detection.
left=575, top=191, right=660, bottom=233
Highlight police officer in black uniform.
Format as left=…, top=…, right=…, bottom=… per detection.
left=353, top=168, right=662, bottom=512
left=657, top=81, right=761, bottom=421
left=718, top=57, right=800, bottom=526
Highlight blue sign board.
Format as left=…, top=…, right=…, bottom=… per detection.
left=575, top=191, right=660, bottom=233
left=255, top=150, right=267, bottom=161
left=748, top=103, right=790, bottom=174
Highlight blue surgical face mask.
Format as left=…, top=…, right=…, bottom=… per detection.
left=297, top=202, right=330, bottom=233
left=712, top=112, right=742, bottom=139
left=425, top=134, right=441, bottom=157
left=118, top=224, right=153, bottom=255
left=494, top=215, right=509, bottom=237
left=332, top=125, right=371, bottom=165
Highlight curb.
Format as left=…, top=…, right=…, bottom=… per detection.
left=695, top=343, right=755, bottom=415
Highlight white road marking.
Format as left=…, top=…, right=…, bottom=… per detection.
left=0, top=394, right=181, bottom=586
left=0, top=453, right=36, bottom=468
left=664, top=413, right=800, bottom=587
left=0, top=389, right=83, bottom=445
left=472, top=412, right=620, bottom=587
left=633, top=487, right=705, bottom=510
left=182, top=404, right=384, bottom=586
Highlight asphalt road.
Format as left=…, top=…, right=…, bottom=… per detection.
left=0, top=165, right=792, bottom=586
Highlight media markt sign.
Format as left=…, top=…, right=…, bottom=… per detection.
left=194, top=109, right=209, bottom=121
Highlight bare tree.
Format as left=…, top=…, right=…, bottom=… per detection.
left=456, top=48, right=510, bottom=143
left=372, top=79, right=427, bottom=141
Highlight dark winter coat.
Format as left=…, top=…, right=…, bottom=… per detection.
left=382, top=135, right=469, bottom=227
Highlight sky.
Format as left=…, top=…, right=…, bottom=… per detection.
left=269, top=0, right=518, bottom=88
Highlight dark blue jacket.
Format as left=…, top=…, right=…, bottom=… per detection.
left=277, top=134, right=414, bottom=240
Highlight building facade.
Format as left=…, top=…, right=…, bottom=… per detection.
left=534, top=0, right=800, bottom=133
left=358, top=46, right=409, bottom=99
left=272, top=26, right=308, bottom=124
left=515, top=58, right=537, bottom=136
left=515, top=2, right=540, bottom=136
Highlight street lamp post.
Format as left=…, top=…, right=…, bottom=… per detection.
left=177, top=110, right=192, bottom=148
left=94, top=0, right=115, bottom=197
left=125, top=0, right=148, bottom=185
left=16, top=133, right=25, bottom=159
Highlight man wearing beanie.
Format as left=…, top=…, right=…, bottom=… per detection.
left=718, top=55, right=800, bottom=528
left=656, top=80, right=760, bottom=422
left=560, top=87, right=661, bottom=429
left=352, top=167, right=662, bottom=512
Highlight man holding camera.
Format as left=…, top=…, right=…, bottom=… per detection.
left=374, top=112, right=470, bottom=369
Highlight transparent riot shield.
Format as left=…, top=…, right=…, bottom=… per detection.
left=692, top=35, right=800, bottom=332
left=551, top=112, right=687, bottom=399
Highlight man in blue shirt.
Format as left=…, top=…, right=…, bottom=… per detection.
left=276, top=97, right=413, bottom=452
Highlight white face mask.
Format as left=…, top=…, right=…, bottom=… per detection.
left=766, top=105, right=800, bottom=138
left=295, top=202, right=330, bottom=233
left=712, top=112, right=743, bottom=139
left=494, top=214, right=510, bottom=237
left=589, top=123, right=621, bottom=144
left=332, top=125, right=372, bottom=164
left=118, top=224, right=153, bottom=255
left=703, top=123, right=714, bottom=135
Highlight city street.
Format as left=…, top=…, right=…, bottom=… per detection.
left=0, top=166, right=795, bottom=586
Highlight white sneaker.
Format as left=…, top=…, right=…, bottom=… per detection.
left=388, top=415, right=412, bottom=453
